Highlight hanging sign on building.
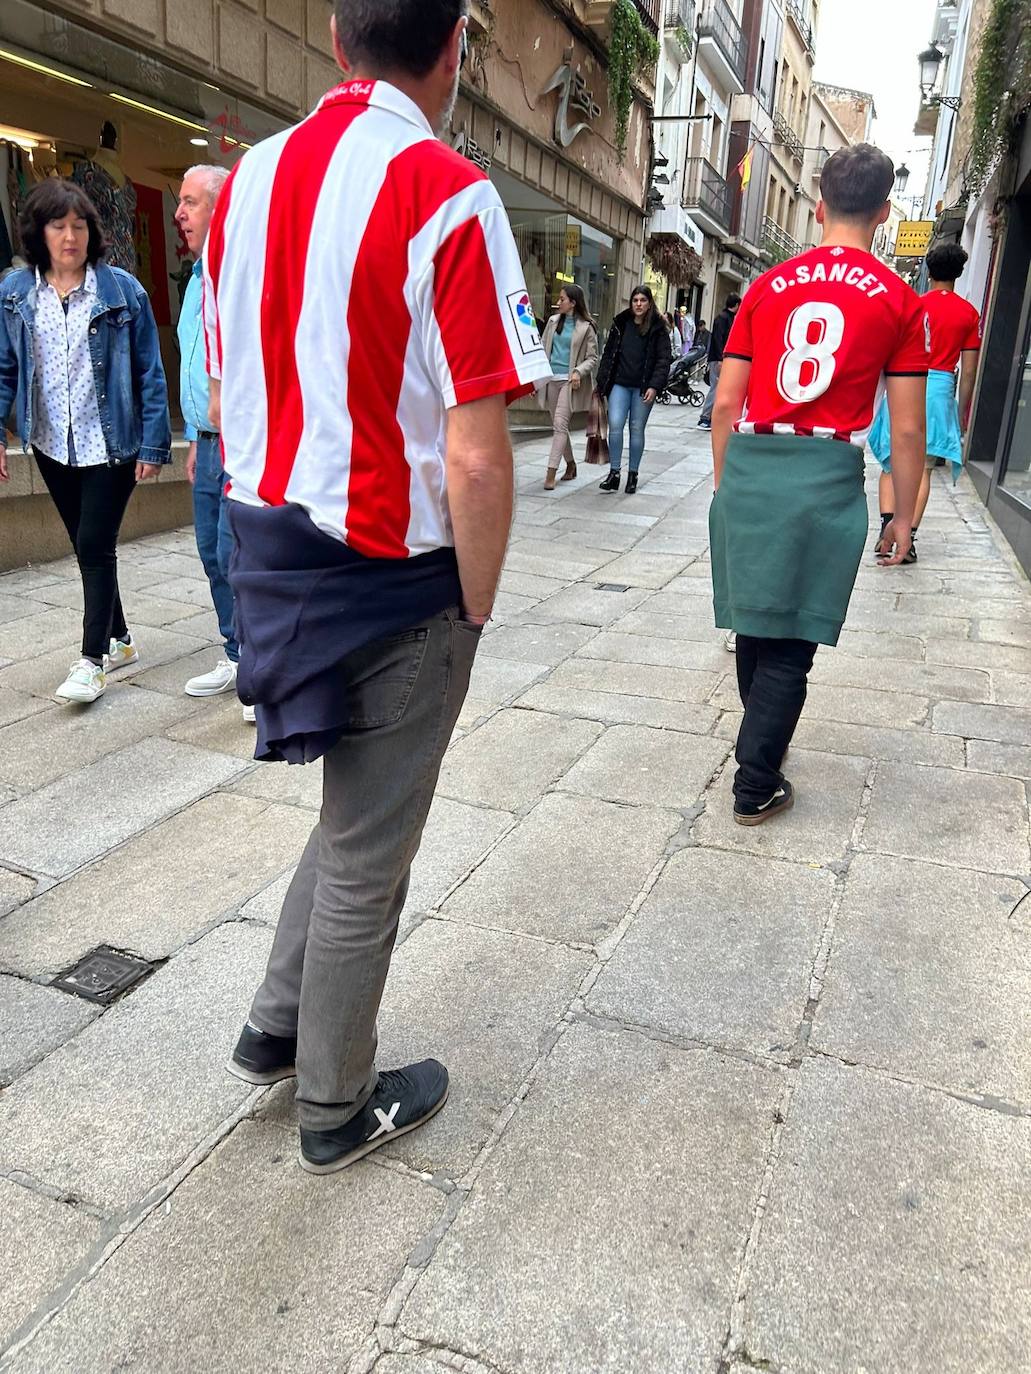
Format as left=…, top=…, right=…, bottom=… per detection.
left=895, top=220, right=935, bottom=256
left=541, top=64, right=602, bottom=148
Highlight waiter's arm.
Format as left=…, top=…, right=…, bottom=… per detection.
left=711, top=358, right=751, bottom=489
left=879, top=374, right=927, bottom=566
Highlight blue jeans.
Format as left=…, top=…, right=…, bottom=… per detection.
left=192, top=433, right=239, bottom=662
left=607, top=385, right=654, bottom=473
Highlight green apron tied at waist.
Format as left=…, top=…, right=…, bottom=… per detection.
left=709, top=432, right=868, bottom=647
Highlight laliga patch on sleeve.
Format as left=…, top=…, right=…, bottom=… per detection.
left=507, top=291, right=543, bottom=354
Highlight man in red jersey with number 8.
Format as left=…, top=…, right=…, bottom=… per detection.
left=708, top=144, right=928, bottom=826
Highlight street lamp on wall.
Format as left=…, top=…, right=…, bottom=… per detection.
left=894, top=163, right=910, bottom=196
left=918, top=43, right=962, bottom=111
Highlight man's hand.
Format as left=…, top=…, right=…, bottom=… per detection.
left=643, top=388, right=657, bottom=405
left=135, top=461, right=162, bottom=482
left=876, top=519, right=913, bottom=567
left=0, top=443, right=8, bottom=483
left=186, top=440, right=198, bottom=485
left=570, top=370, right=581, bottom=391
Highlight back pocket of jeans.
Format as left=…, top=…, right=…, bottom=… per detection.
left=340, top=627, right=430, bottom=730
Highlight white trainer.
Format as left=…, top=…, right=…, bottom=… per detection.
left=242, top=704, right=256, bottom=724
left=106, top=637, right=140, bottom=672
left=185, top=657, right=238, bottom=697
left=723, top=631, right=737, bottom=653
left=55, top=658, right=106, bottom=704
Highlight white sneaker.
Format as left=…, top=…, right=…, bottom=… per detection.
left=723, top=631, right=737, bottom=653
left=185, top=657, right=238, bottom=697
left=55, top=658, right=106, bottom=704
left=106, top=637, right=140, bottom=671
left=242, top=704, right=256, bottom=724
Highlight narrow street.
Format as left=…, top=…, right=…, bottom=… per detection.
left=1, top=403, right=1029, bottom=1373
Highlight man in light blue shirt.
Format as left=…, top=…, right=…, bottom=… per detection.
left=175, top=164, right=249, bottom=713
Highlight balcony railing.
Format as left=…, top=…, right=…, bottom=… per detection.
left=786, top=0, right=816, bottom=57
left=633, top=0, right=662, bottom=31
left=682, top=156, right=733, bottom=233
left=762, top=215, right=802, bottom=265
left=774, top=111, right=804, bottom=164
left=664, top=0, right=695, bottom=34
left=698, top=0, right=747, bottom=88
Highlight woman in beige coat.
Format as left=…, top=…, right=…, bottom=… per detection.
left=538, top=284, right=600, bottom=489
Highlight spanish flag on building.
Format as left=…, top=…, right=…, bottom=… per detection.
left=736, top=145, right=754, bottom=189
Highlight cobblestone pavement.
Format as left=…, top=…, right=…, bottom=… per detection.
left=1, top=406, right=1029, bottom=1373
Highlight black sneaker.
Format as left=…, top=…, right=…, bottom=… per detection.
left=226, top=1022, right=297, bottom=1086
left=733, top=780, right=795, bottom=827
left=599, top=471, right=620, bottom=493
left=873, top=513, right=892, bottom=555
left=299, top=1059, right=449, bottom=1175
left=902, top=533, right=918, bottom=564
left=697, top=420, right=711, bottom=430
left=625, top=472, right=639, bottom=495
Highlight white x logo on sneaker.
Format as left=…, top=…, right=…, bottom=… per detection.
left=367, top=1102, right=401, bottom=1141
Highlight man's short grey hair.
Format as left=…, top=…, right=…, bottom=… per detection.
left=183, top=164, right=230, bottom=204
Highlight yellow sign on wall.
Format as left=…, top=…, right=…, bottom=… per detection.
left=565, top=224, right=582, bottom=258
left=895, top=221, right=934, bottom=257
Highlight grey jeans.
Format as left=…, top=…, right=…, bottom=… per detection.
left=249, top=606, right=480, bottom=1131
left=699, top=360, right=722, bottom=425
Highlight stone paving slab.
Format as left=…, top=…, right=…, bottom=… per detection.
left=808, top=653, right=991, bottom=702
left=467, top=653, right=551, bottom=704
left=576, top=627, right=733, bottom=672
left=0, top=686, right=49, bottom=731
left=520, top=582, right=650, bottom=626
left=740, top=1059, right=1031, bottom=1374
left=966, top=740, right=1031, bottom=779
left=0, top=738, right=245, bottom=879
left=0, top=1179, right=103, bottom=1351
left=974, top=617, right=1031, bottom=647
left=402, top=1023, right=781, bottom=1374
left=440, top=791, right=681, bottom=945
left=814, top=854, right=1030, bottom=1101
left=0, top=866, right=36, bottom=917
left=0, top=924, right=272, bottom=1211
left=0, top=794, right=312, bottom=978
left=475, top=621, right=598, bottom=665
left=437, top=708, right=602, bottom=811
left=588, top=848, right=834, bottom=1056
left=932, top=700, right=1031, bottom=746
left=0, top=975, right=99, bottom=1086
left=230, top=758, right=324, bottom=810
left=558, top=724, right=730, bottom=809
left=0, top=627, right=212, bottom=699
left=991, top=670, right=1031, bottom=707
left=12, top=1121, right=442, bottom=1374
left=0, top=606, right=85, bottom=661
left=694, top=748, right=870, bottom=868
left=518, top=683, right=721, bottom=733
left=542, top=655, right=722, bottom=705
left=862, top=761, right=1030, bottom=875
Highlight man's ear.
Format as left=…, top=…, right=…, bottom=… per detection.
left=875, top=200, right=891, bottom=227
left=441, top=17, right=467, bottom=79
left=330, top=14, right=351, bottom=75
left=815, top=199, right=826, bottom=226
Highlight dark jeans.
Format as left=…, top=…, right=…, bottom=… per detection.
left=734, top=634, right=818, bottom=807
left=191, top=433, right=239, bottom=662
left=248, top=607, right=480, bottom=1131
left=35, top=451, right=137, bottom=662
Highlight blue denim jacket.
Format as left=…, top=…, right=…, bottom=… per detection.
left=0, top=262, right=172, bottom=465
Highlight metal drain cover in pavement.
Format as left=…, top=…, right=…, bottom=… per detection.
left=52, top=947, right=154, bottom=1004
left=596, top=582, right=630, bottom=593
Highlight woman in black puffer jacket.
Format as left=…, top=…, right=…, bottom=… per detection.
left=594, top=284, right=671, bottom=494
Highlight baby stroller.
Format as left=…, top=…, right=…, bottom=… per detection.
left=658, top=344, right=707, bottom=406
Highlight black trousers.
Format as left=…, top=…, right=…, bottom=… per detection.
left=734, top=634, right=818, bottom=806
left=35, top=451, right=137, bottom=662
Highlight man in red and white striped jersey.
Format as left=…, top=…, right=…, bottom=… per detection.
left=210, top=0, right=553, bottom=1174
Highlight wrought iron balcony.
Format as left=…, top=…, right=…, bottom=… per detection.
left=634, top=0, right=662, bottom=31
left=774, top=111, right=804, bottom=164
left=682, top=156, right=732, bottom=235
left=697, top=0, right=747, bottom=92
left=664, top=0, right=695, bottom=60
left=786, top=0, right=816, bottom=58
left=762, top=215, right=803, bottom=265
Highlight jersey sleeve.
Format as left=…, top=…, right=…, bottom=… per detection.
left=201, top=163, right=237, bottom=383
left=429, top=201, right=553, bottom=409
left=963, top=305, right=982, bottom=351
left=724, top=290, right=755, bottom=362
left=886, top=292, right=931, bottom=376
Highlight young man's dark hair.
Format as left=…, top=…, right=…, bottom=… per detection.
left=926, top=242, right=968, bottom=282
left=819, top=143, right=895, bottom=220
left=333, top=0, right=467, bottom=78
left=726, top=293, right=741, bottom=311
left=17, top=179, right=107, bottom=272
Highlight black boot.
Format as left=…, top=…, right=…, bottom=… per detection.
left=599, top=470, right=620, bottom=493
left=625, top=471, right=638, bottom=495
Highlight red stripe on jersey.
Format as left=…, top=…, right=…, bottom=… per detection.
left=256, top=102, right=370, bottom=506
left=345, top=142, right=488, bottom=558
left=203, top=162, right=239, bottom=377
left=433, top=216, right=524, bottom=406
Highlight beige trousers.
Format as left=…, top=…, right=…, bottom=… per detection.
left=544, top=380, right=575, bottom=470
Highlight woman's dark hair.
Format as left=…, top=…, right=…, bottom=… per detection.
left=556, top=281, right=592, bottom=332
left=663, top=311, right=675, bottom=330
left=334, top=0, right=466, bottom=78
left=630, top=283, right=655, bottom=333
left=18, top=179, right=106, bottom=272
left=926, top=242, right=968, bottom=283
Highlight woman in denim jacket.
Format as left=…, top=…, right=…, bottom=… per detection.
left=0, top=179, right=171, bottom=705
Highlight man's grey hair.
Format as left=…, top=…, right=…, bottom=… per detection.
left=183, top=164, right=230, bottom=204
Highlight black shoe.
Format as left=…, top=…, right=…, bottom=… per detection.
left=697, top=420, right=711, bottom=430
left=902, top=533, right=918, bottom=564
left=874, top=512, right=892, bottom=554
left=733, top=780, right=795, bottom=827
left=299, top=1059, right=449, bottom=1174
left=226, top=1022, right=297, bottom=1086
left=625, top=472, right=639, bottom=495
left=599, top=471, right=620, bottom=493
